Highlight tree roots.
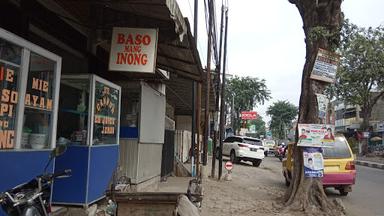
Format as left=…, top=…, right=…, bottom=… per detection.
left=280, top=179, right=346, bottom=216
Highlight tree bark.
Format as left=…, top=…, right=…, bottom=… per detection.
left=284, top=1, right=345, bottom=215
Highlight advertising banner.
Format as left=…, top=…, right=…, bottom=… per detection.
left=310, top=48, right=340, bottom=83
left=303, top=147, right=324, bottom=178
left=298, top=124, right=335, bottom=147
left=109, top=27, right=158, bottom=73
left=241, top=111, right=258, bottom=120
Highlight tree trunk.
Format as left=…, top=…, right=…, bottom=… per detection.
left=284, top=1, right=345, bottom=215
left=361, top=106, right=371, bottom=131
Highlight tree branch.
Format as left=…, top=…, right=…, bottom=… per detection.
left=370, top=91, right=384, bottom=108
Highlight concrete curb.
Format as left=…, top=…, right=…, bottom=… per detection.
left=355, top=160, right=384, bottom=170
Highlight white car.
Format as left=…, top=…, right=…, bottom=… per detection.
left=221, top=136, right=265, bottom=167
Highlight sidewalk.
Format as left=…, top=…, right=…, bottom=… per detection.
left=355, top=156, right=384, bottom=170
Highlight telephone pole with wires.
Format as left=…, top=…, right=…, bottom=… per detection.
left=218, top=5, right=228, bottom=180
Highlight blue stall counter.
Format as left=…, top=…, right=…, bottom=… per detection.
left=0, top=150, right=54, bottom=216
left=52, top=144, right=119, bottom=205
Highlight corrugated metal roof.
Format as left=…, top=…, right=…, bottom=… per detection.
left=53, top=0, right=214, bottom=114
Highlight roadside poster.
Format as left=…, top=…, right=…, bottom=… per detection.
left=310, top=48, right=340, bottom=83
left=298, top=124, right=335, bottom=147
left=303, top=147, right=324, bottom=178
left=109, top=27, right=158, bottom=73
left=316, top=94, right=329, bottom=119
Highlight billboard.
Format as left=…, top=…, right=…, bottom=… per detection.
left=241, top=111, right=258, bottom=120
left=109, top=27, right=158, bottom=73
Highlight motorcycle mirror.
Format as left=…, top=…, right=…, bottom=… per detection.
left=44, top=145, right=67, bottom=173
left=50, top=145, right=67, bottom=159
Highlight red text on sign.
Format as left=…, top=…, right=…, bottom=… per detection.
left=117, top=33, right=151, bottom=45
left=116, top=53, right=148, bottom=65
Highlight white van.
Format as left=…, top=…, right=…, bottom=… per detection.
left=262, top=140, right=276, bottom=156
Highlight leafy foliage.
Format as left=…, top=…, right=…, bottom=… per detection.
left=308, top=26, right=340, bottom=50
left=248, top=116, right=266, bottom=137
left=267, top=100, right=297, bottom=139
left=225, top=76, right=271, bottom=133
left=336, top=20, right=384, bottom=129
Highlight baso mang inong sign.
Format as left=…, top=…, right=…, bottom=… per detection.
left=109, top=27, right=158, bottom=73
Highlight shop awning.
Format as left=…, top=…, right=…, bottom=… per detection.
left=52, top=0, right=212, bottom=114
left=53, top=0, right=202, bottom=81
left=165, top=71, right=216, bottom=115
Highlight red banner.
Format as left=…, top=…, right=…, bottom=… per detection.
left=241, top=111, right=258, bottom=120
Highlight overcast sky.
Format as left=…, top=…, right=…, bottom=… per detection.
left=177, top=0, right=384, bottom=123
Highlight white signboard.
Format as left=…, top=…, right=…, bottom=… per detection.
left=109, top=27, right=158, bottom=73
left=298, top=124, right=335, bottom=147
left=310, top=48, right=340, bottom=83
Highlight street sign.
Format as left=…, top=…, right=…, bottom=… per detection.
left=241, top=111, right=258, bottom=120
left=225, top=161, right=233, bottom=171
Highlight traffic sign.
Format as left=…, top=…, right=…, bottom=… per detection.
left=225, top=161, right=233, bottom=171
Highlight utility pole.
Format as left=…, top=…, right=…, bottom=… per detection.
left=196, top=82, right=202, bottom=177
left=191, top=0, right=198, bottom=177
left=203, top=0, right=213, bottom=167
left=219, top=7, right=228, bottom=180
left=211, top=2, right=225, bottom=178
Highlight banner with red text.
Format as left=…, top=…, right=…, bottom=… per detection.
left=241, top=111, right=258, bottom=120
left=109, top=27, right=158, bottom=73
left=298, top=124, right=335, bottom=147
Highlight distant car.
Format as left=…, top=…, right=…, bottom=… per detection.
left=262, top=139, right=276, bottom=156
left=282, top=134, right=356, bottom=196
left=221, top=136, right=265, bottom=167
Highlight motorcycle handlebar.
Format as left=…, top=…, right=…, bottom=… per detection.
left=52, top=169, right=72, bottom=179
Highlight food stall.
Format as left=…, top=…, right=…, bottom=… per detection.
left=52, top=74, right=121, bottom=206
left=0, top=28, right=61, bottom=194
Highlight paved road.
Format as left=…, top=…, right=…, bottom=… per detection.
left=328, top=165, right=384, bottom=216
left=262, top=156, right=384, bottom=216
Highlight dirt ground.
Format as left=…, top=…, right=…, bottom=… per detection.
left=201, top=156, right=295, bottom=216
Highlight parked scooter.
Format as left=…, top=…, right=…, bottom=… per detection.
left=0, top=145, right=71, bottom=216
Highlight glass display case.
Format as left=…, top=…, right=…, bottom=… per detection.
left=53, top=74, right=121, bottom=205
left=0, top=28, right=61, bottom=196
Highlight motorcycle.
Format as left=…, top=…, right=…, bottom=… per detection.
left=0, top=145, right=71, bottom=216
left=276, top=144, right=286, bottom=162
